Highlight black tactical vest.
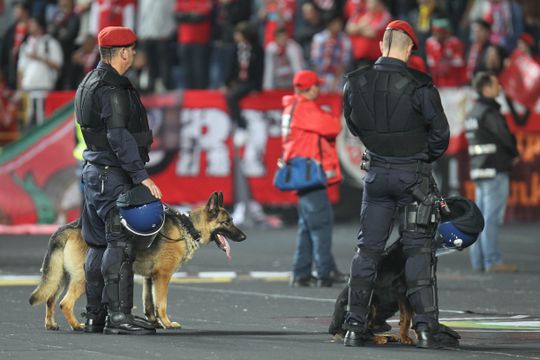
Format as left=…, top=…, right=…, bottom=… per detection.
left=464, top=102, right=497, bottom=179
left=74, top=67, right=152, bottom=162
left=346, top=65, right=430, bottom=157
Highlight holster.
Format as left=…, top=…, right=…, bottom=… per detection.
left=410, top=177, right=439, bottom=227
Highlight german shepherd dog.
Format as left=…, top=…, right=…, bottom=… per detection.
left=329, top=241, right=414, bottom=345
left=29, top=192, right=246, bottom=331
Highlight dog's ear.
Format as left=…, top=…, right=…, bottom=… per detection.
left=206, top=192, right=219, bottom=215
left=217, top=192, right=224, bottom=207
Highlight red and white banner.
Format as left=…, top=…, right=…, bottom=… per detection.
left=2, top=86, right=540, bottom=226
left=0, top=90, right=342, bottom=225
left=144, top=90, right=341, bottom=206
left=499, top=50, right=540, bottom=110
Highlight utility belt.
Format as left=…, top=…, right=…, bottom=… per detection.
left=369, top=159, right=432, bottom=177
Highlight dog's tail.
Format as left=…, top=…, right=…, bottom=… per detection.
left=28, top=220, right=81, bottom=305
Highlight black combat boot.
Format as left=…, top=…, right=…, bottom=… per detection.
left=343, top=319, right=373, bottom=347
left=415, top=323, right=460, bottom=349
left=84, top=308, right=107, bottom=333
left=103, top=312, right=157, bottom=335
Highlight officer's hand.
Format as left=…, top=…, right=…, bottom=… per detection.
left=142, top=178, right=162, bottom=199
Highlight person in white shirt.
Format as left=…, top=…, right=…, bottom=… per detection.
left=17, top=16, right=63, bottom=129
left=17, top=16, right=63, bottom=91
left=263, top=27, right=305, bottom=90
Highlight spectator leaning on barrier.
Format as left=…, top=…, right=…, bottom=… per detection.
left=310, top=15, right=352, bottom=93
left=465, top=71, right=519, bottom=273
left=282, top=69, right=347, bottom=288
left=263, top=27, right=305, bottom=90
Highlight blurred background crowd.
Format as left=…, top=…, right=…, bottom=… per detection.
left=0, top=0, right=539, bottom=145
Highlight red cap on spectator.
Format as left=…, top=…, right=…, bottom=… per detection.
left=293, top=70, right=324, bottom=90
left=520, top=33, right=534, bottom=47
left=386, top=20, right=418, bottom=50
left=98, top=26, right=137, bottom=48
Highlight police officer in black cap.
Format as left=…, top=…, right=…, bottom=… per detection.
left=342, top=20, right=460, bottom=348
left=76, top=26, right=162, bottom=335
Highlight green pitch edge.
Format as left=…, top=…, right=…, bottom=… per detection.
left=0, top=101, right=74, bottom=164
left=442, top=320, right=540, bottom=330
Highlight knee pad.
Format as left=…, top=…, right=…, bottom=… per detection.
left=404, top=249, right=438, bottom=315
left=101, top=239, right=135, bottom=313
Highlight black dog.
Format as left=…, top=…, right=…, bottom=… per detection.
left=329, top=241, right=414, bottom=345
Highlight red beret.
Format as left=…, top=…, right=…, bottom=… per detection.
left=98, top=26, right=137, bottom=48
left=293, top=70, right=324, bottom=90
left=386, top=20, right=418, bottom=50
left=520, top=33, right=534, bottom=47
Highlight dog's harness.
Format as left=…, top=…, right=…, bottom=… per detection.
left=159, top=205, right=201, bottom=243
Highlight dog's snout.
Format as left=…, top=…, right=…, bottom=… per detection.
left=234, top=228, right=247, bottom=242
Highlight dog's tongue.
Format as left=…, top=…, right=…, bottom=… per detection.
left=217, top=234, right=232, bottom=261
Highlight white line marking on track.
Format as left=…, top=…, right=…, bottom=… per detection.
left=172, top=284, right=337, bottom=303
left=466, top=350, right=540, bottom=360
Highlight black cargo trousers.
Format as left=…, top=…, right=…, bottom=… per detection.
left=346, top=165, right=439, bottom=329
left=81, top=162, right=135, bottom=316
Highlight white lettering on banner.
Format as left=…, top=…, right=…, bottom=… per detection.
left=242, top=110, right=269, bottom=177
left=177, top=108, right=231, bottom=176
left=175, top=109, right=281, bottom=177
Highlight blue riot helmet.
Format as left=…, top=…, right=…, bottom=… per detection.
left=436, top=196, right=484, bottom=255
left=117, top=185, right=165, bottom=237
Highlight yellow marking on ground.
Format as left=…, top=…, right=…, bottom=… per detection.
left=0, top=279, right=39, bottom=286
left=169, top=277, right=233, bottom=284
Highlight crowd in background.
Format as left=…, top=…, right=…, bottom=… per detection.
left=0, top=0, right=539, bottom=144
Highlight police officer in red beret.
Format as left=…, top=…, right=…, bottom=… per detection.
left=75, top=26, right=161, bottom=335
left=342, top=20, right=459, bottom=348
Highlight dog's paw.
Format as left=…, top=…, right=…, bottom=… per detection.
left=45, top=323, right=59, bottom=331
left=399, top=335, right=414, bottom=345
left=72, top=323, right=85, bottom=331
left=160, top=321, right=182, bottom=329
left=169, top=321, right=182, bottom=329
left=373, top=335, right=389, bottom=345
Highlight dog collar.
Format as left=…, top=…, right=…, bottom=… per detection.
left=177, top=212, right=201, bottom=242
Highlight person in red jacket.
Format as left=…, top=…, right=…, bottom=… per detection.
left=425, top=18, right=467, bottom=87
left=281, top=69, right=347, bottom=288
